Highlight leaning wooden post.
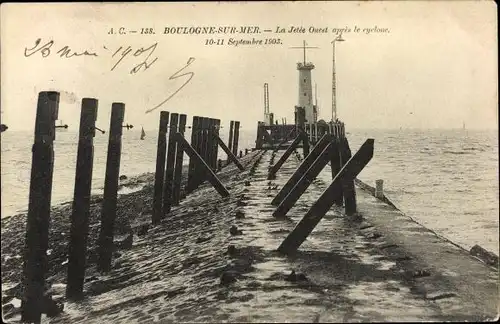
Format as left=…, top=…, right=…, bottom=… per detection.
left=66, top=98, right=98, bottom=300
left=186, top=116, right=200, bottom=193
left=173, top=114, right=187, bottom=206
left=271, top=133, right=331, bottom=206
left=277, top=139, right=374, bottom=254
left=152, top=111, right=169, bottom=224
left=215, top=135, right=245, bottom=170
left=21, top=92, right=59, bottom=322
left=273, top=127, right=296, bottom=153
left=176, top=132, right=230, bottom=197
left=227, top=120, right=234, bottom=163
left=232, top=121, right=240, bottom=157
left=273, top=142, right=334, bottom=218
left=97, top=103, right=125, bottom=273
left=268, top=132, right=305, bottom=179
left=163, top=113, right=179, bottom=215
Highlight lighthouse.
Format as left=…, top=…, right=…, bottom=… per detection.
left=293, top=41, right=318, bottom=124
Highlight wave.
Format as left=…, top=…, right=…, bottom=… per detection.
left=462, top=147, right=485, bottom=152
left=442, top=150, right=474, bottom=155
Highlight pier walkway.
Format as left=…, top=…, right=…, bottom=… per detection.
left=25, top=149, right=498, bottom=323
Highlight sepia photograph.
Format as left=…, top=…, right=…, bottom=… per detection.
left=1, top=1, right=498, bottom=323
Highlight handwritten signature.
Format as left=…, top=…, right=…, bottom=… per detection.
left=24, top=38, right=195, bottom=113
left=146, top=57, right=195, bottom=114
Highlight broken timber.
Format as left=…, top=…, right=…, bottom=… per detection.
left=277, top=138, right=374, bottom=254
left=174, top=132, right=230, bottom=197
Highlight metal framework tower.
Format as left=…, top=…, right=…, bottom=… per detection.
left=263, top=83, right=274, bottom=125
left=264, top=83, right=269, bottom=123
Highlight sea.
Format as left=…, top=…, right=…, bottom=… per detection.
left=1, top=128, right=498, bottom=254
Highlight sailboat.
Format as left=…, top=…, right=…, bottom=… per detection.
left=140, top=127, right=146, bottom=140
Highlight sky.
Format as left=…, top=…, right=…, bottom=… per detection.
left=0, top=1, right=498, bottom=132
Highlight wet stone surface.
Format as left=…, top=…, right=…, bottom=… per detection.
left=2, top=150, right=491, bottom=322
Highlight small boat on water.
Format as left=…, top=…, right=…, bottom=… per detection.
left=140, top=127, right=146, bottom=140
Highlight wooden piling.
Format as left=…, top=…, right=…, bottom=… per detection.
left=205, top=118, right=214, bottom=170
left=173, top=114, right=187, bottom=206
left=330, top=138, right=344, bottom=206
left=207, top=118, right=215, bottom=171
left=66, top=98, right=98, bottom=300
left=271, top=133, right=331, bottom=206
left=227, top=121, right=234, bottom=163
left=375, top=179, right=384, bottom=199
left=97, top=103, right=125, bottom=273
left=213, top=119, right=221, bottom=170
left=186, top=116, right=200, bottom=193
left=152, top=111, right=170, bottom=225
left=163, top=113, right=179, bottom=215
left=193, top=117, right=206, bottom=189
left=195, top=117, right=210, bottom=186
left=232, top=121, right=240, bottom=157
left=152, top=111, right=170, bottom=224
left=273, top=142, right=334, bottom=218
left=340, top=138, right=357, bottom=215
left=21, top=91, right=59, bottom=322
left=296, top=107, right=309, bottom=156
left=303, top=134, right=310, bottom=157
left=277, top=139, right=375, bottom=254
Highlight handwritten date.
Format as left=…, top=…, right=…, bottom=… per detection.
left=24, top=38, right=158, bottom=74
left=24, top=38, right=195, bottom=113
left=25, top=39, right=98, bottom=58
